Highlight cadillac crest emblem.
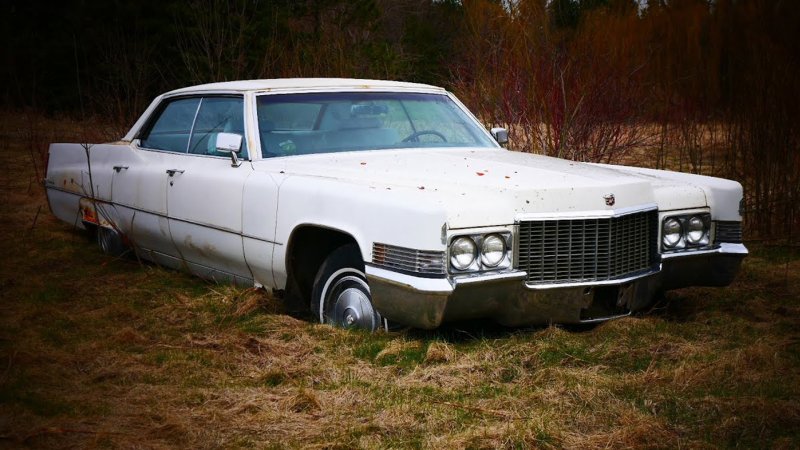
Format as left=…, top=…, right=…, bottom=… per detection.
left=604, top=193, right=615, bottom=206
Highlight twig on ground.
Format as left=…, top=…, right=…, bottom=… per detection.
left=29, top=205, right=42, bottom=231
left=22, top=427, right=131, bottom=443
left=0, top=350, right=15, bottom=385
left=426, top=397, right=533, bottom=421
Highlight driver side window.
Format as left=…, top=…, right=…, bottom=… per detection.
left=140, top=96, right=248, bottom=159
left=188, top=97, right=249, bottom=158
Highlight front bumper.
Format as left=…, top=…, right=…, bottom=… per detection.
left=365, top=243, right=747, bottom=329
left=658, top=243, right=748, bottom=290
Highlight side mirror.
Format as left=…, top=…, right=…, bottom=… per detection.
left=214, top=132, right=243, bottom=167
left=490, top=127, right=509, bottom=147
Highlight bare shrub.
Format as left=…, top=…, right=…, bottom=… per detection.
left=453, top=0, right=652, bottom=163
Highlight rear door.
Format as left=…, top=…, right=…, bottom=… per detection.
left=111, top=97, right=202, bottom=266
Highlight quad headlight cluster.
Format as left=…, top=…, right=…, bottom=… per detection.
left=449, top=232, right=512, bottom=273
left=661, top=213, right=712, bottom=251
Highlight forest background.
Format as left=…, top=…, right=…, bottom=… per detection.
left=1, top=2, right=799, bottom=447
left=2, top=0, right=798, bottom=240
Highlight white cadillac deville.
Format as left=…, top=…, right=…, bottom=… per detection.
left=45, top=79, right=747, bottom=330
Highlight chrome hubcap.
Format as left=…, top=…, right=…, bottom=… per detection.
left=327, top=277, right=377, bottom=330
left=98, top=228, right=114, bottom=253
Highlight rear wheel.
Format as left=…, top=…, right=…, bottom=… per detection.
left=311, top=244, right=383, bottom=332
left=96, top=226, right=126, bottom=257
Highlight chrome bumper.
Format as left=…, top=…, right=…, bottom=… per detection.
left=365, top=243, right=747, bottom=330
left=657, top=242, right=748, bottom=290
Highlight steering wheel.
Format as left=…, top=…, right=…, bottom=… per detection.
left=401, top=130, right=447, bottom=143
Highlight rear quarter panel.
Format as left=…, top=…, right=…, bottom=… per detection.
left=45, top=143, right=94, bottom=228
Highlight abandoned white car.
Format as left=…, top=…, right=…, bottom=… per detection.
left=45, top=78, right=747, bottom=331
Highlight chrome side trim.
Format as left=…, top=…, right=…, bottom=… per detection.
left=452, top=270, right=527, bottom=286
left=133, top=142, right=252, bottom=161
left=580, top=312, right=631, bottom=324
left=138, top=248, right=254, bottom=286
left=44, top=185, right=279, bottom=245
left=45, top=184, right=86, bottom=197
left=364, top=265, right=454, bottom=294
left=660, top=242, right=748, bottom=260
left=515, top=203, right=658, bottom=222
left=372, top=242, right=446, bottom=276
left=524, top=267, right=660, bottom=290
left=714, top=221, right=743, bottom=243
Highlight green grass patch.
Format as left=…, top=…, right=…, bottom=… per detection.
left=0, top=377, right=76, bottom=418
left=353, top=339, right=385, bottom=361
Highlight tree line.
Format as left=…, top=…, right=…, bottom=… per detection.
left=2, top=0, right=797, bottom=239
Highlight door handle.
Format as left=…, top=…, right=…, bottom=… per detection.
left=166, top=169, right=185, bottom=177
left=113, top=166, right=128, bottom=173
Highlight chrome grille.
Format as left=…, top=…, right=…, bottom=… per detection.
left=518, top=210, right=658, bottom=285
left=715, top=221, right=743, bottom=243
left=372, top=243, right=446, bottom=276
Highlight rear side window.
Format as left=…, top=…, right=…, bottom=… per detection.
left=140, top=98, right=200, bottom=153
left=139, top=96, right=248, bottom=159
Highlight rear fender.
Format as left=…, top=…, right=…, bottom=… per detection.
left=45, top=143, right=95, bottom=229
left=78, top=197, right=120, bottom=230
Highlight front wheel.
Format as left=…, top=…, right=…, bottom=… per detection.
left=311, top=244, right=383, bottom=332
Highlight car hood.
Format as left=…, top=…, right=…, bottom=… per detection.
left=255, top=148, right=708, bottom=228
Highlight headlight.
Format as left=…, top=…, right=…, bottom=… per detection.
left=685, top=215, right=709, bottom=245
left=450, top=236, right=477, bottom=270
left=449, top=231, right=513, bottom=273
left=480, top=234, right=506, bottom=267
left=662, top=218, right=683, bottom=248
left=661, top=212, right=712, bottom=252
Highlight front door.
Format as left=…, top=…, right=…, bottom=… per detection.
left=163, top=96, right=254, bottom=282
left=166, top=156, right=253, bottom=282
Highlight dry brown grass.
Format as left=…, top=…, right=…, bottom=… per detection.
left=1, top=112, right=799, bottom=448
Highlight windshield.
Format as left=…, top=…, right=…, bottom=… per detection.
left=256, top=92, right=496, bottom=157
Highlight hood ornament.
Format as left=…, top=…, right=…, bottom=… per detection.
left=604, top=194, right=615, bottom=207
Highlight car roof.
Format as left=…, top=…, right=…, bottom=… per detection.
left=164, top=78, right=446, bottom=95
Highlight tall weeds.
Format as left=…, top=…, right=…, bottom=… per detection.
left=451, top=0, right=799, bottom=241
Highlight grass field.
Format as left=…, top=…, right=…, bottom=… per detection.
left=1, top=114, right=799, bottom=448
